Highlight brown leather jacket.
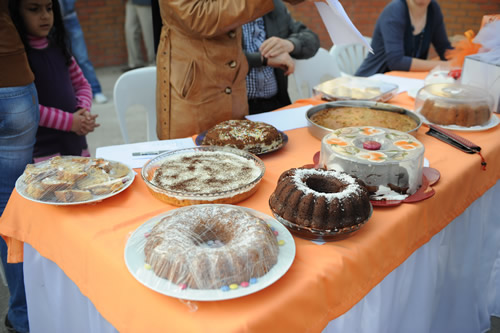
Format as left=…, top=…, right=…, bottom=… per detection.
left=156, top=0, right=274, bottom=139
left=0, top=0, right=34, bottom=88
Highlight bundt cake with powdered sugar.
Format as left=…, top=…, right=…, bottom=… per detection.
left=269, top=167, right=372, bottom=231
left=144, top=205, right=279, bottom=289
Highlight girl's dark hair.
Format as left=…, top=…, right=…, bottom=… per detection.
left=8, top=0, right=73, bottom=66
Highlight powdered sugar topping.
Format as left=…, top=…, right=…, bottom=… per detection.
left=291, top=168, right=364, bottom=200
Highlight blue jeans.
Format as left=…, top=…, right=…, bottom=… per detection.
left=63, top=12, right=102, bottom=96
left=0, top=82, right=39, bottom=333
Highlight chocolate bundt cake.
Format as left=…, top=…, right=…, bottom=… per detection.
left=201, top=119, right=283, bottom=154
left=269, top=168, right=372, bottom=231
left=144, top=205, right=279, bottom=289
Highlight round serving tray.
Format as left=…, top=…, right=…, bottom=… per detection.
left=124, top=205, right=296, bottom=301
left=306, top=100, right=423, bottom=140
left=15, top=156, right=135, bottom=206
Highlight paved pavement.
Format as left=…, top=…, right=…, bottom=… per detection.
left=1, top=66, right=500, bottom=332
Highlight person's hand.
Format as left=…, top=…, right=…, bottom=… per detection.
left=71, top=109, right=100, bottom=135
left=81, top=111, right=100, bottom=134
left=266, top=52, right=295, bottom=75
left=260, top=37, right=294, bottom=58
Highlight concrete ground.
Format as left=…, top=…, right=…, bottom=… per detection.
left=0, top=66, right=499, bottom=332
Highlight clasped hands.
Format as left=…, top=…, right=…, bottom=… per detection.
left=259, top=0, right=321, bottom=74
left=72, top=108, right=100, bottom=136
left=260, top=36, right=295, bottom=75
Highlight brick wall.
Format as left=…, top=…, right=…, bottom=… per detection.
left=286, top=0, right=500, bottom=51
left=75, top=0, right=127, bottom=68
left=77, top=0, right=500, bottom=68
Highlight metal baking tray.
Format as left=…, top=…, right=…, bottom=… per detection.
left=306, top=100, right=423, bottom=140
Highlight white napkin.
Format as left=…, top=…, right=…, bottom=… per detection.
left=245, top=105, right=313, bottom=131
left=96, top=138, right=196, bottom=169
left=368, top=74, right=424, bottom=95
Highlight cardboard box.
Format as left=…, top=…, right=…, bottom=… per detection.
left=461, top=51, right=500, bottom=113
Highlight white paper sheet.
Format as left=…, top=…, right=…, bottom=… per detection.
left=368, top=74, right=424, bottom=95
left=95, top=138, right=196, bottom=169
left=315, top=0, right=372, bottom=52
left=245, top=105, right=313, bottom=131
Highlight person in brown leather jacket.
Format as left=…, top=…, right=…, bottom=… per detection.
left=156, top=0, right=308, bottom=139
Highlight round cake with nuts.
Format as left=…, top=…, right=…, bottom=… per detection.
left=201, top=120, right=283, bottom=154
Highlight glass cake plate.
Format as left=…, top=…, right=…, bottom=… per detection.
left=141, top=146, right=266, bottom=206
left=421, top=115, right=499, bottom=132
left=415, top=83, right=497, bottom=132
left=195, top=130, right=288, bottom=155
left=269, top=201, right=373, bottom=242
left=124, top=205, right=296, bottom=301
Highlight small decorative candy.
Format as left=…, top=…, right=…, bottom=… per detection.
left=221, top=285, right=230, bottom=292
left=229, top=284, right=239, bottom=290
left=240, top=281, right=249, bottom=288
left=249, top=278, right=257, bottom=284
left=179, top=283, right=187, bottom=290
left=278, top=240, right=285, bottom=246
left=273, top=230, right=279, bottom=236
left=144, top=232, right=150, bottom=238
left=144, top=263, right=151, bottom=270
left=363, top=140, right=381, bottom=150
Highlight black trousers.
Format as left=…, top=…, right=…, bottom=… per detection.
left=248, top=97, right=288, bottom=115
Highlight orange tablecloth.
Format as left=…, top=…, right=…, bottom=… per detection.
left=1, top=77, right=500, bottom=332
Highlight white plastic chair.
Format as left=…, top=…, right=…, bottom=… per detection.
left=113, top=66, right=157, bottom=143
left=329, top=37, right=372, bottom=76
left=288, top=47, right=341, bottom=101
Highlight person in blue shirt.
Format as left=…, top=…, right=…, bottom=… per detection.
left=355, top=0, right=453, bottom=77
left=58, top=0, right=108, bottom=103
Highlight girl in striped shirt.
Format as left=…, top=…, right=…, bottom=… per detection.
left=9, top=0, right=100, bottom=162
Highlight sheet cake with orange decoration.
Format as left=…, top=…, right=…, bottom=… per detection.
left=319, top=126, right=425, bottom=200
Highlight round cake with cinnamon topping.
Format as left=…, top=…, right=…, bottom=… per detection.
left=143, top=147, right=265, bottom=206
left=201, top=120, right=283, bottom=154
left=269, top=167, right=372, bottom=232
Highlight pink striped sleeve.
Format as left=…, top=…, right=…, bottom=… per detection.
left=39, top=104, right=73, bottom=131
left=69, top=57, right=93, bottom=111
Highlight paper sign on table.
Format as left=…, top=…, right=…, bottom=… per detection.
left=245, top=105, right=313, bottom=131
left=96, top=138, right=196, bottom=169
left=368, top=74, right=424, bottom=94
left=315, top=0, right=372, bottom=52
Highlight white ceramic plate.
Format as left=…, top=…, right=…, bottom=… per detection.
left=124, top=205, right=296, bottom=301
left=15, top=159, right=135, bottom=206
left=425, top=114, right=499, bottom=132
